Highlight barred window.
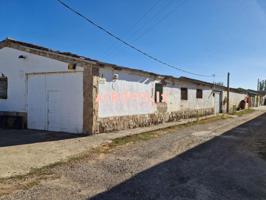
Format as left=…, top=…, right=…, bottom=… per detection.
left=181, top=88, right=188, bottom=100
left=196, top=89, right=203, bottom=99
left=155, top=83, right=163, bottom=103
left=0, top=77, right=7, bottom=99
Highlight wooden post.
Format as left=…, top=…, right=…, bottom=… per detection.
left=226, top=72, right=230, bottom=113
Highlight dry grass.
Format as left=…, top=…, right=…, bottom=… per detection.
left=0, top=173, right=58, bottom=196
left=231, top=109, right=255, bottom=117
left=0, top=112, right=246, bottom=196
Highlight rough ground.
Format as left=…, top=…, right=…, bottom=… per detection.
left=1, top=110, right=266, bottom=200
left=0, top=113, right=219, bottom=178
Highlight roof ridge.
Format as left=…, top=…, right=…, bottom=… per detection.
left=0, top=38, right=258, bottom=93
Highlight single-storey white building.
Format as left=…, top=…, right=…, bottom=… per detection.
left=0, top=38, right=250, bottom=134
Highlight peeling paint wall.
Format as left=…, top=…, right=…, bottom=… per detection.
left=98, top=68, right=216, bottom=118
left=98, top=67, right=157, bottom=118
left=96, top=67, right=216, bottom=133
left=163, top=85, right=180, bottom=112
left=163, top=82, right=214, bottom=112
left=222, top=91, right=248, bottom=112
left=1, top=46, right=251, bottom=134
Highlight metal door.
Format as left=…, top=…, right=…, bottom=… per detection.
left=47, top=90, right=61, bottom=132
left=27, top=74, right=47, bottom=130
left=27, top=72, right=83, bottom=133
left=214, top=91, right=221, bottom=114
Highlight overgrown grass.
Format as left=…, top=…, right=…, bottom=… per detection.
left=231, top=108, right=255, bottom=117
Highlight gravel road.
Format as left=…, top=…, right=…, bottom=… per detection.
left=1, top=111, right=266, bottom=200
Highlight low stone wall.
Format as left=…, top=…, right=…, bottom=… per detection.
left=97, top=108, right=214, bottom=133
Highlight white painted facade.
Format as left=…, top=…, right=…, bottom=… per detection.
left=163, top=85, right=180, bottom=112
left=0, top=42, right=251, bottom=134
left=98, top=67, right=157, bottom=118
left=222, top=91, right=247, bottom=111
left=229, top=91, right=247, bottom=109
left=178, top=82, right=214, bottom=111
left=98, top=68, right=215, bottom=118
left=0, top=47, right=84, bottom=133
left=164, top=82, right=214, bottom=112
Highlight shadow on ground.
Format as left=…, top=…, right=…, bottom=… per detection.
left=90, top=113, right=266, bottom=200
left=0, top=129, right=85, bottom=147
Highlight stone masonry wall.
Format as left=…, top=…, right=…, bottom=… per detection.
left=97, top=108, right=214, bottom=133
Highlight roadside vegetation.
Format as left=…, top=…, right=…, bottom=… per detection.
left=231, top=108, right=255, bottom=117
left=0, top=109, right=255, bottom=197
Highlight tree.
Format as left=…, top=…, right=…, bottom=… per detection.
left=258, top=79, right=266, bottom=91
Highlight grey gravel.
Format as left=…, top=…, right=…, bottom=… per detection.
left=1, top=112, right=266, bottom=200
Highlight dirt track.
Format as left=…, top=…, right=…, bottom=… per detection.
left=1, top=110, right=266, bottom=200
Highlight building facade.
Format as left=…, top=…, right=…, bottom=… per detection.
left=0, top=39, right=253, bottom=134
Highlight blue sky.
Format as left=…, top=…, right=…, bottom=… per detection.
left=1, top=0, right=266, bottom=89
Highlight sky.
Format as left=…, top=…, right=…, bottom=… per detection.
left=1, top=0, right=266, bottom=89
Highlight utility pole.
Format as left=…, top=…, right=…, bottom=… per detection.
left=226, top=72, right=230, bottom=113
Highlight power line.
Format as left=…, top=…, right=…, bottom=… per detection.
left=122, top=0, right=162, bottom=38
left=123, top=0, right=174, bottom=42
left=103, top=0, right=162, bottom=57
left=132, top=0, right=187, bottom=43
left=108, top=0, right=186, bottom=58
left=105, top=0, right=176, bottom=58
left=56, top=0, right=214, bottom=78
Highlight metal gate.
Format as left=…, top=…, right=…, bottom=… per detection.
left=27, top=72, right=83, bottom=133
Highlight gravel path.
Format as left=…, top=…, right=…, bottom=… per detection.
left=1, top=111, right=266, bottom=200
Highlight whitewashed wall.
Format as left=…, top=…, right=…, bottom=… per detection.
left=163, top=85, right=180, bottom=112
left=98, top=68, right=215, bottom=117
left=98, top=68, right=157, bottom=117
left=222, top=91, right=247, bottom=111
left=230, top=92, right=247, bottom=108
left=181, top=89, right=214, bottom=111
left=157, top=82, right=214, bottom=112
left=0, top=47, right=77, bottom=112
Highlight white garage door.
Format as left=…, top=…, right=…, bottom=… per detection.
left=27, top=72, right=83, bottom=133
